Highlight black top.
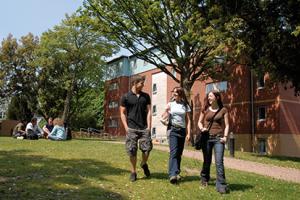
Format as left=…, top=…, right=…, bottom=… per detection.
left=121, top=90, right=151, bottom=129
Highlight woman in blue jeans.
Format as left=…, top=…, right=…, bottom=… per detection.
left=198, top=90, right=229, bottom=194
left=162, top=87, right=191, bottom=184
left=48, top=118, right=66, bottom=141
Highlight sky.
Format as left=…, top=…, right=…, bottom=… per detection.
left=0, top=0, right=83, bottom=40
left=0, top=0, right=129, bottom=58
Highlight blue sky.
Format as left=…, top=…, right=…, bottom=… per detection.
left=0, top=0, right=83, bottom=40
left=0, top=0, right=129, bottom=57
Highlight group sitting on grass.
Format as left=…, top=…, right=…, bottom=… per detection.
left=12, top=117, right=67, bottom=141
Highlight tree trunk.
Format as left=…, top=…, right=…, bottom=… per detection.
left=62, top=79, right=75, bottom=125
left=181, top=76, right=195, bottom=145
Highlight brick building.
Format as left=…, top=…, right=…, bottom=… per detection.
left=104, top=53, right=300, bottom=158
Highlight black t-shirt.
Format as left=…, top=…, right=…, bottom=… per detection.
left=121, top=90, right=151, bottom=129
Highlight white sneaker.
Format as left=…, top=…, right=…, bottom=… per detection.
left=16, top=136, right=24, bottom=140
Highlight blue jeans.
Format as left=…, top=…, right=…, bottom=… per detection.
left=48, top=135, right=63, bottom=141
left=168, top=127, right=186, bottom=177
left=201, top=135, right=227, bottom=190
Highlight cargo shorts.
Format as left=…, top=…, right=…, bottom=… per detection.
left=125, top=128, right=153, bottom=157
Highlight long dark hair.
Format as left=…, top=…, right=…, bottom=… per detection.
left=202, top=90, right=223, bottom=112
left=173, top=86, right=188, bottom=109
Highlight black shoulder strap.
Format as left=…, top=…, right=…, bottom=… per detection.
left=206, top=108, right=222, bottom=131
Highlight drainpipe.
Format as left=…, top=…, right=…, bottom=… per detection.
left=250, top=68, right=255, bottom=152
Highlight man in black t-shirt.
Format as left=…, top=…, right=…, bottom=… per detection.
left=120, top=75, right=152, bottom=182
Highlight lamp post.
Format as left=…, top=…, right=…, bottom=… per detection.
left=229, top=132, right=235, bottom=157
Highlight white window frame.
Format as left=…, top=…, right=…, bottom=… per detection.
left=108, top=101, right=119, bottom=109
left=205, top=81, right=228, bottom=94
left=152, top=83, right=157, bottom=94
left=152, top=105, right=157, bottom=116
left=257, top=76, right=265, bottom=89
left=258, top=106, right=266, bottom=121
left=108, top=119, right=118, bottom=128
left=109, top=82, right=118, bottom=91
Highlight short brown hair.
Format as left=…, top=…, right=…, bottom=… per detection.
left=130, top=75, right=145, bottom=86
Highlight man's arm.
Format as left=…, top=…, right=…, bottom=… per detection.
left=146, top=104, right=151, bottom=131
left=120, top=106, right=128, bottom=132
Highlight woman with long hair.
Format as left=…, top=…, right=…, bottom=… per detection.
left=197, top=90, right=229, bottom=194
left=162, top=86, right=191, bottom=184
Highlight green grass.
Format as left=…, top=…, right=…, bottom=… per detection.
left=184, top=145, right=300, bottom=170
left=0, top=137, right=299, bottom=200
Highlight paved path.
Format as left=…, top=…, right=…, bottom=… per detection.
left=154, top=145, right=300, bottom=184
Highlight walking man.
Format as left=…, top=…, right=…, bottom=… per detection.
left=120, top=75, right=152, bottom=182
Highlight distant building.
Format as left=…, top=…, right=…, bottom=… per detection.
left=104, top=51, right=300, bottom=158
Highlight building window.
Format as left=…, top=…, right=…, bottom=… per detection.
left=258, top=106, right=266, bottom=121
left=151, top=127, right=156, bottom=138
left=205, top=81, right=228, bottom=94
left=258, top=138, right=267, bottom=155
left=130, top=59, right=137, bottom=68
left=171, top=68, right=176, bottom=77
left=152, top=105, right=157, bottom=116
left=108, top=101, right=119, bottom=109
left=257, top=76, right=265, bottom=89
left=143, top=60, right=148, bottom=66
left=109, top=82, right=118, bottom=90
left=152, top=83, right=157, bottom=94
left=108, top=119, right=118, bottom=128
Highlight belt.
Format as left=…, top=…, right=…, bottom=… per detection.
left=171, top=123, right=183, bottom=128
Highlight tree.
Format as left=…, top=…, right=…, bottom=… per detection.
left=36, top=13, right=118, bottom=124
left=0, top=33, right=40, bottom=119
left=83, top=0, right=245, bottom=101
left=221, top=0, right=300, bottom=95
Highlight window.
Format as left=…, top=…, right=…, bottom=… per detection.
left=171, top=68, right=177, bottom=77
left=151, top=127, right=156, bottom=138
left=109, top=82, right=118, bottom=90
left=108, top=119, right=118, bottom=128
left=108, top=101, right=119, bottom=109
left=258, top=138, right=267, bottom=155
left=143, top=60, right=148, bottom=66
left=257, top=76, right=265, bottom=89
left=130, top=59, right=137, bottom=68
left=152, top=83, right=157, bottom=94
left=258, top=106, right=266, bottom=121
left=205, top=81, right=228, bottom=94
left=152, top=105, right=157, bottom=116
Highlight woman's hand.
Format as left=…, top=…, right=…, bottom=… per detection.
left=220, top=136, right=227, bottom=144
left=186, top=134, right=190, bottom=141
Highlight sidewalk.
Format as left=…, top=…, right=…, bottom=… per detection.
left=154, top=145, right=300, bottom=184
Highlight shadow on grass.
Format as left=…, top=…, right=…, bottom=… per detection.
left=228, top=183, right=254, bottom=192
left=0, top=150, right=129, bottom=200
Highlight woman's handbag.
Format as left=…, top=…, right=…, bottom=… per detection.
left=194, top=108, right=221, bottom=150
left=194, top=130, right=209, bottom=150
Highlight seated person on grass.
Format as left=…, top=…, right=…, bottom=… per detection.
left=25, top=117, right=42, bottom=139
left=12, top=120, right=27, bottom=139
left=42, top=117, right=54, bottom=138
left=48, top=118, right=66, bottom=141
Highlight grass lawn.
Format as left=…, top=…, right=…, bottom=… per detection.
left=0, top=137, right=299, bottom=200
left=184, top=145, right=300, bottom=170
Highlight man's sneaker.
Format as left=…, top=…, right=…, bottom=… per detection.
left=169, top=176, right=177, bottom=184
left=176, top=174, right=182, bottom=181
left=141, top=163, right=150, bottom=177
left=201, top=180, right=208, bottom=187
left=217, top=187, right=228, bottom=194
left=129, top=172, right=137, bottom=182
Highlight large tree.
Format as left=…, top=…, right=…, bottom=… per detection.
left=36, top=13, right=118, bottom=124
left=83, top=0, right=245, bottom=101
left=0, top=33, right=40, bottom=119
left=221, top=0, right=300, bottom=95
